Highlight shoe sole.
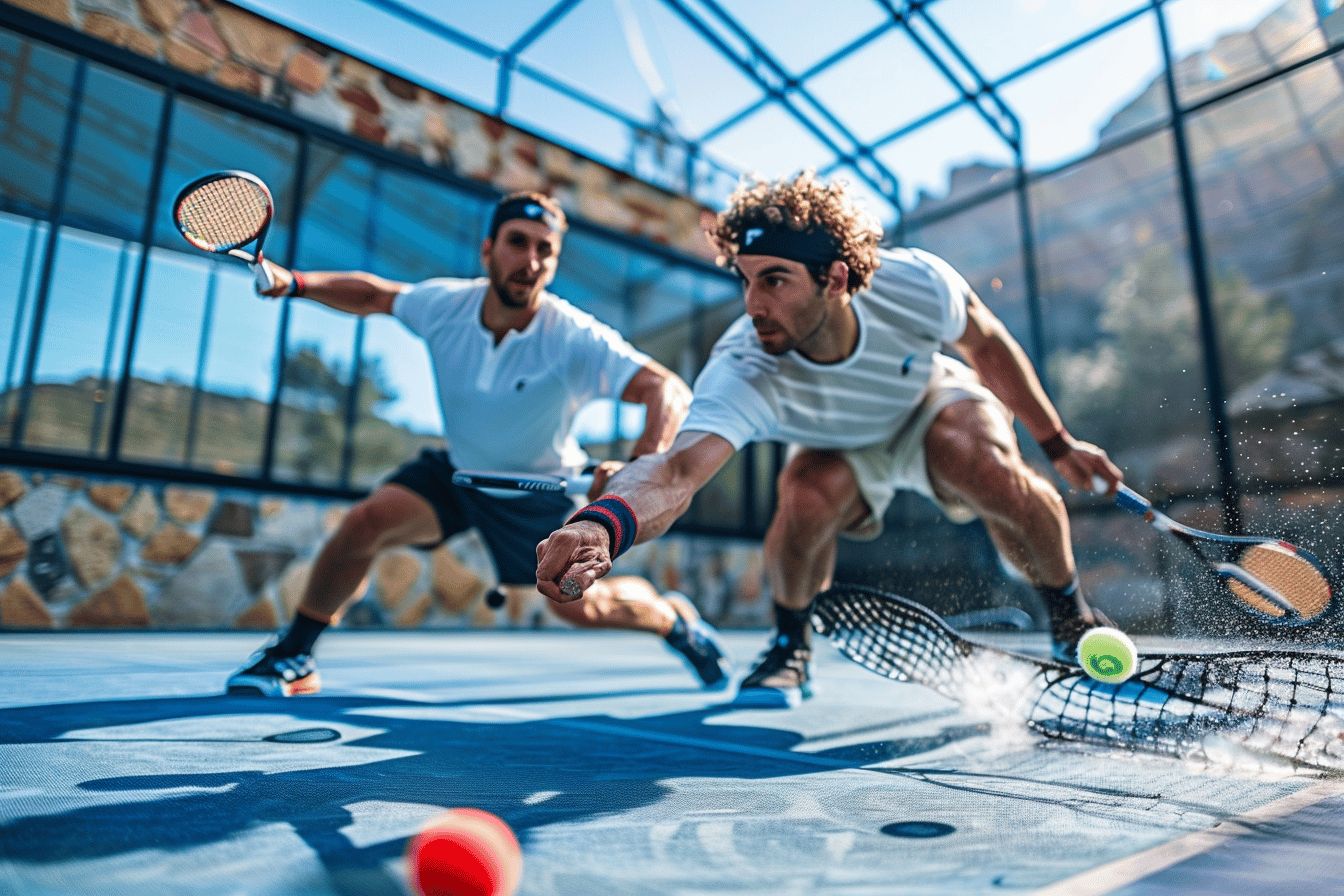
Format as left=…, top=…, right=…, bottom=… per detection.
left=225, top=672, right=321, bottom=697
left=731, top=682, right=814, bottom=709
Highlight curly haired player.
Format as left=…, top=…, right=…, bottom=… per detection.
left=536, top=172, right=1122, bottom=705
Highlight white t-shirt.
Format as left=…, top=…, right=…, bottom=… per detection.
left=682, top=247, right=971, bottom=450
left=393, top=277, right=650, bottom=474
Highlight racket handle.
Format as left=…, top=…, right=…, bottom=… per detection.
left=1113, top=484, right=1151, bottom=516
left=565, top=474, right=595, bottom=497
left=252, top=261, right=276, bottom=294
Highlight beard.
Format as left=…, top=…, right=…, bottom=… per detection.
left=488, top=261, right=543, bottom=309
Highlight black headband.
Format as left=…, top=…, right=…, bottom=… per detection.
left=736, top=221, right=840, bottom=268
left=489, top=197, right=563, bottom=237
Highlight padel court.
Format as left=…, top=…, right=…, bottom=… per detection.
left=3, top=626, right=1342, bottom=895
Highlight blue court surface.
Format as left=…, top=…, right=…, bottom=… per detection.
left=2, top=629, right=1341, bottom=895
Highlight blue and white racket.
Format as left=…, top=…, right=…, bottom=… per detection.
left=172, top=170, right=277, bottom=293
left=1103, top=479, right=1333, bottom=625
left=450, top=469, right=594, bottom=498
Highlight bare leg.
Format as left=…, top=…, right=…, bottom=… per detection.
left=545, top=575, right=677, bottom=634
left=298, top=484, right=442, bottom=622
left=924, top=400, right=1075, bottom=590
left=763, top=450, right=869, bottom=611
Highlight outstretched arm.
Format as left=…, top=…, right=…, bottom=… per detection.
left=256, top=261, right=406, bottom=317
left=621, top=361, right=692, bottom=458
left=951, top=290, right=1122, bottom=493
left=536, top=430, right=735, bottom=602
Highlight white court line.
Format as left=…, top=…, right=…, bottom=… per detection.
left=1033, top=780, right=1344, bottom=895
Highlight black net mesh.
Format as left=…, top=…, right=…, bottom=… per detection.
left=813, top=584, right=1344, bottom=773
left=174, top=175, right=270, bottom=250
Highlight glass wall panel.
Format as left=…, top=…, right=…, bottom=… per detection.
left=1188, top=56, right=1344, bottom=491
left=123, top=98, right=298, bottom=469
left=0, top=30, right=76, bottom=217
left=0, top=213, right=46, bottom=444
left=877, top=105, right=1016, bottom=213
left=904, top=190, right=1028, bottom=344
left=999, top=13, right=1167, bottom=170
left=1166, top=0, right=1344, bottom=107
left=1030, top=133, right=1219, bottom=495
left=21, top=228, right=137, bottom=455
left=62, top=64, right=163, bottom=239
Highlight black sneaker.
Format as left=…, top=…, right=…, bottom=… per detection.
left=662, top=592, right=733, bottom=690
left=735, top=633, right=813, bottom=707
left=226, top=646, right=321, bottom=696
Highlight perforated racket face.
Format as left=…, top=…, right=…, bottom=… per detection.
left=173, top=173, right=272, bottom=252
left=1227, top=542, right=1332, bottom=620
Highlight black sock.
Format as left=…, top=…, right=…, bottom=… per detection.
left=274, top=610, right=328, bottom=657
left=773, top=602, right=812, bottom=648
left=1037, top=575, right=1082, bottom=625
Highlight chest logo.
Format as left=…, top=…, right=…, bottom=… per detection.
left=515, top=379, right=527, bottom=391
left=901, top=354, right=915, bottom=375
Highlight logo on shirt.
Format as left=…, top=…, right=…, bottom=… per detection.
left=901, top=354, right=915, bottom=375
left=515, top=379, right=527, bottom=391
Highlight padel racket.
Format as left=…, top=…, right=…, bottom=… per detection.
left=451, top=469, right=594, bottom=497
left=1111, top=483, right=1333, bottom=625
left=172, top=170, right=277, bottom=293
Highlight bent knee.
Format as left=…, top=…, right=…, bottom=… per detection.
left=775, top=451, right=858, bottom=523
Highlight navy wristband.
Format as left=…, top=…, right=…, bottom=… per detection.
left=1039, top=429, right=1072, bottom=461
left=568, top=495, right=638, bottom=559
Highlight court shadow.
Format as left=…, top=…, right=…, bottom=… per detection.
left=0, top=693, right=850, bottom=896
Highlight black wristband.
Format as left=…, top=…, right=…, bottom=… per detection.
left=1039, top=429, right=1072, bottom=461
left=567, top=495, right=638, bottom=559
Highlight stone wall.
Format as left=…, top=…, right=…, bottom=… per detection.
left=0, top=466, right=770, bottom=631
left=6, top=0, right=713, bottom=258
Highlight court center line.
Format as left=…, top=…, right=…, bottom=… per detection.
left=1032, top=780, right=1344, bottom=896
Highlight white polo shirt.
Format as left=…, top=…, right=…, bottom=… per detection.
left=682, top=247, right=971, bottom=450
left=393, top=277, right=649, bottom=474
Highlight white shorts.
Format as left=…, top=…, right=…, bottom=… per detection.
left=835, top=354, right=1012, bottom=540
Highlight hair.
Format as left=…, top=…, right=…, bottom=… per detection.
left=708, top=171, right=882, bottom=293
left=488, top=191, right=568, bottom=239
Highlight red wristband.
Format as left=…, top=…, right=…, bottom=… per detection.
left=1038, top=429, right=1072, bottom=461
left=289, top=270, right=307, bottom=297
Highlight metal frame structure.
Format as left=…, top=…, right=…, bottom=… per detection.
left=3, top=0, right=1343, bottom=537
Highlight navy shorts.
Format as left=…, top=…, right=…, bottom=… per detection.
left=385, top=449, right=576, bottom=585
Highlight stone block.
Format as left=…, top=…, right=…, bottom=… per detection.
left=51, top=475, right=85, bottom=490
left=284, top=47, right=330, bottom=95
left=234, top=595, right=278, bottom=630
left=165, top=35, right=215, bottom=74
left=154, top=540, right=250, bottom=626
left=136, top=0, right=185, bottom=33
left=256, top=501, right=325, bottom=550
left=277, top=559, right=311, bottom=617
left=177, top=8, right=227, bottom=58
left=83, top=10, right=160, bottom=58
left=381, top=71, right=419, bottom=101
left=216, top=60, right=263, bottom=96
left=13, top=482, right=70, bottom=539
left=61, top=505, right=121, bottom=587
left=470, top=599, right=496, bottom=628
left=140, top=524, right=201, bottom=565
left=375, top=549, right=421, bottom=610
left=394, top=592, right=432, bottom=628
left=207, top=500, right=254, bottom=537
left=0, top=522, right=27, bottom=578
left=9, top=0, right=75, bottom=26
left=351, top=111, right=388, bottom=145
left=69, top=574, right=149, bottom=628
left=0, top=578, right=53, bottom=628
left=87, top=482, right=133, bottom=513
left=0, top=471, right=25, bottom=508
left=25, top=532, right=69, bottom=596
left=233, top=546, right=294, bottom=594
left=164, top=485, right=215, bottom=524
left=290, top=87, right=353, bottom=135
left=120, top=487, right=159, bottom=539
left=322, top=505, right=347, bottom=534
left=430, top=545, right=485, bottom=614
left=211, top=3, right=290, bottom=74
left=259, top=497, right=284, bottom=519
left=336, top=84, right=380, bottom=116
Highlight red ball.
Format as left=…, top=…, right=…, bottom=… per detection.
left=407, top=809, right=522, bottom=896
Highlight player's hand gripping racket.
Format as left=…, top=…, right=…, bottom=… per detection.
left=172, top=170, right=277, bottom=293
left=1103, top=478, right=1333, bottom=625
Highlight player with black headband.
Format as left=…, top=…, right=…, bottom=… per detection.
left=536, top=172, right=1123, bottom=705
left=225, top=191, right=732, bottom=696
